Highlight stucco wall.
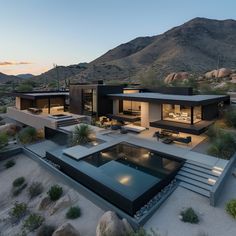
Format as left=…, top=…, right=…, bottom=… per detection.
left=149, top=103, right=161, bottom=123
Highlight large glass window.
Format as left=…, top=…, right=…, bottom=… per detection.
left=82, top=89, right=97, bottom=115
left=193, top=106, right=202, bottom=124
left=162, top=104, right=202, bottom=124
left=123, top=100, right=141, bottom=116
left=162, top=104, right=191, bottom=124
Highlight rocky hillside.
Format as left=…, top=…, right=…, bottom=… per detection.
left=2, top=17, right=236, bottom=85
left=0, top=72, right=20, bottom=83
left=69, top=17, right=236, bottom=83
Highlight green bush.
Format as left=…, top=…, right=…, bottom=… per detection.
left=13, top=177, right=25, bottom=187
left=47, top=184, right=63, bottom=201
left=36, top=224, right=55, bottom=236
left=224, top=108, right=236, bottom=128
left=13, top=183, right=28, bottom=196
left=0, top=106, right=7, bottom=113
left=28, top=182, right=43, bottom=199
left=0, top=132, right=8, bottom=149
left=23, top=213, right=44, bottom=232
left=9, top=202, right=28, bottom=223
left=66, top=206, right=81, bottom=219
left=71, top=124, right=93, bottom=145
left=207, top=132, right=236, bottom=160
left=5, top=159, right=15, bottom=169
left=226, top=199, right=236, bottom=219
left=180, top=207, right=199, bottom=224
left=18, top=127, right=37, bottom=144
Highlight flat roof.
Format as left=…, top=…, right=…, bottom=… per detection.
left=108, top=92, right=229, bottom=105
left=12, top=92, right=69, bottom=99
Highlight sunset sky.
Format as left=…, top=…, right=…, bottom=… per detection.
left=0, top=0, right=235, bottom=75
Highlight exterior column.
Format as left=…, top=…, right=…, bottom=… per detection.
left=141, top=102, right=149, bottom=128
left=113, top=100, right=119, bottom=115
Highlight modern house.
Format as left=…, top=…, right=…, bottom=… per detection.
left=7, top=83, right=230, bottom=135
left=107, top=88, right=230, bottom=134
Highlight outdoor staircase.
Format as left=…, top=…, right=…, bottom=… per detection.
left=176, top=160, right=223, bottom=198
left=56, top=118, right=80, bottom=127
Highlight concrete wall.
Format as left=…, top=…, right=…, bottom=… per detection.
left=140, top=102, right=161, bottom=128
left=113, top=100, right=119, bottom=115
left=7, top=107, right=57, bottom=130
left=141, top=102, right=149, bottom=127
left=15, top=97, right=21, bottom=109
left=149, top=103, right=161, bottom=123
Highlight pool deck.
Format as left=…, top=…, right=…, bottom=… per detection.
left=62, top=131, right=227, bottom=169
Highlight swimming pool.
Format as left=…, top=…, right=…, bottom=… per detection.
left=46, top=142, right=184, bottom=215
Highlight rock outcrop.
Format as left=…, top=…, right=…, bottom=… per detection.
left=205, top=68, right=232, bottom=79
left=164, top=72, right=189, bottom=84
left=96, top=211, right=134, bottom=236
left=52, top=223, right=80, bottom=236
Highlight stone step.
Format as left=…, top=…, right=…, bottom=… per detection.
left=176, top=175, right=212, bottom=191
left=183, top=163, right=219, bottom=177
left=179, top=182, right=210, bottom=198
left=180, top=167, right=219, bottom=180
left=177, top=171, right=217, bottom=185
left=186, top=160, right=213, bottom=170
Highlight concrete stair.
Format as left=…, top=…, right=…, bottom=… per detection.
left=56, top=118, right=80, bottom=127
left=176, top=160, right=221, bottom=198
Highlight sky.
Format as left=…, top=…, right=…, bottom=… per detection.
left=0, top=0, right=235, bottom=75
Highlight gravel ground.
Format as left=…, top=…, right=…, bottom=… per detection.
left=0, top=154, right=104, bottom=236
left=144, top=183, right=236, bottom=236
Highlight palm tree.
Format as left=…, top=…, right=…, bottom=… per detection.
left=71, top=124, right=93, bottom=145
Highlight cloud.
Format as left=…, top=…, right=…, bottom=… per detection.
left=0, top=61, right=31, bottom=66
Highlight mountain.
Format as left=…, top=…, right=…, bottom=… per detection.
left=0, top=72, right=21, bottom=83
left=17, top=73, right=34, bottom=79
left=26, top=17, right=236, bottom=84
left=70, top=17, right=236, bottom=83
left=32, top=63, right=89, bottom=84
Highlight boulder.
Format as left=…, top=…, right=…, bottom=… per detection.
left=37, top=196, right=52, bottom=211
left=205, top=68, right=232, bottom=79
left=164, top=73, right=175, bottom=83
left=96, top=211, right=134, bottom=236
left=164, top=72, right=189, bottom=84
left=52, top=223, right=80, bottom=236
left=50, top=194, right=71, bottom=215
left=205, top=70, right=217, bottom=79
left=218, top=68, right=232, bottom=78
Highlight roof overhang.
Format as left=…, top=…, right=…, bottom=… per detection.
left=9, top=92, right=69, bottom=100
left=107, top=93, right=230, bottom=106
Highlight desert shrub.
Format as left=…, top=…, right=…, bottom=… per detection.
left=13, top=183, right=28, bottom=196
left=226, top=199, right=236, bottom=219
left=207, top=132, right=236, bottom=160
left=180, top=207, right=199, bottom=224
left=70, top=124, right=93, bottom=145
left=0, top=132, right=8, bottom=149
left=66, top=206, right=81, bottom=219
left=18, top=127, right=37, bottom=144
left=9, top=202, right=28, bottom=223
left=36, top=224, right=55, bottom=236
left=28, top=182, right=43, bottom=199
left=224, top=108, right=236, bottom=128
left=0, top=106, right=7, bottom=113
left=13, top=177, right=25, bottom=187
left=23, top=213, right=44, bottom=232
left=47, top=184, right=63, bottom=201
left=5, top=159, right=15, bottom=169
left=205, top=124, right=222, bottom=140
